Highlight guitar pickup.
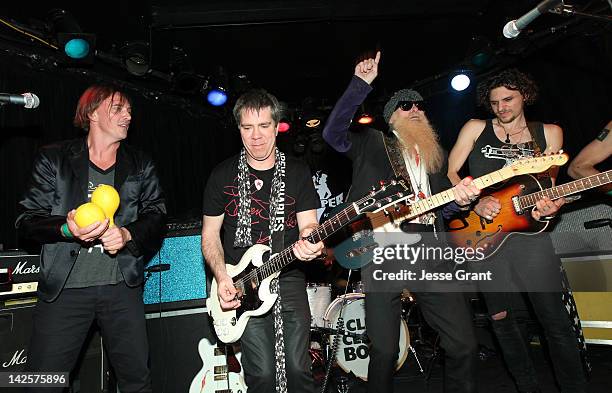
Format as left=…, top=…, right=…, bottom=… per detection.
left=511, top=195, right=524, bottom=215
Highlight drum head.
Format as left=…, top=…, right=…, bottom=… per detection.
left=324, top=293, right=410, bottom=380
left=306, top=283, right=332, bottom=328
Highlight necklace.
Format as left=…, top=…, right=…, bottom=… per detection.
left=496, top=121, right=528, bottom=143
left=405, top=149, right=426, bottom=200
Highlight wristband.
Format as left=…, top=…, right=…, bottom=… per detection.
left=61, top=223, right=74, bottom=238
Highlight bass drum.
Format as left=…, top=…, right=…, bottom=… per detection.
left=323, top=293, right=409, bottom=381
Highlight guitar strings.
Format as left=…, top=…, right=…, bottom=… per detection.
left=233, top=199, right=362, bottom=288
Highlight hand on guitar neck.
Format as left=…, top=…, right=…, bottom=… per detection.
left=453, top=176, right=482, bottom=206
left=292, top=225, right=325, bottom=262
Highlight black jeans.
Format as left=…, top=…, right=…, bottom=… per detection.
left=479, top=235, right=587, bottom=393
left=25, top=283, right=151, bottom=393
left=240, top=279, right=314, bottom=393
left=365, top=290, right=478, bottom=393
left=483, top=291, right=587, bottom=393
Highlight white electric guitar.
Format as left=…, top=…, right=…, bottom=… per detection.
left=207, top=179, right=414, bottom=343
left=189, top=337, right=247, bottom=393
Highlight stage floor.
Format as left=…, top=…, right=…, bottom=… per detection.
left=314, top=343, right=612, bottom=393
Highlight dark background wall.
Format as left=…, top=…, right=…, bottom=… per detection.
left=0, top=1, right=611, bottom=249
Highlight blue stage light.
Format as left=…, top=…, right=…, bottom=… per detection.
left=64, top=38, right=90, bottom=59
left=207, top=88, right=228, bottom=106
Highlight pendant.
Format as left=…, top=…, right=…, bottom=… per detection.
left=505, top=133, right=510, bottom=144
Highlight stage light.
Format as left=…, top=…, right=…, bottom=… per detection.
left=49, top=9, right=95, bottom=65
left=207, top=88, right=228, bottom=106
left=467, top=36, right=493, bottom=69
left=451, top=73, right=471, bottom=92
left=357, top=114, right=374, bottom=125
left=64, top=38, right=89, bottom=59
left=306, top=119, right=321, bottom=128
left=278, top=120, right=291, bottom=133
left=121, top=41, right=150, bottom=76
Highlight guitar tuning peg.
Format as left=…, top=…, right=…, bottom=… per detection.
left=394, top=205, right=401, bottom=212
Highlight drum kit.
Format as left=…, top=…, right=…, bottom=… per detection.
left=306, top=281, right=438, bottom=392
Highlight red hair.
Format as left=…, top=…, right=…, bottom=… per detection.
left=73, top=85, right=131, bottom=131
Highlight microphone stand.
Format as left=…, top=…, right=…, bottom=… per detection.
left=551, top=3, right=612, bottom=22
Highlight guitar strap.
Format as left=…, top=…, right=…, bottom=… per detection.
left=526, top=121, right=544, bottom=155
left=269, top=153, right=287, bottom=393
left=382, top=132, right=413, bottom=189
left=526, top=121, right=555, bottom=183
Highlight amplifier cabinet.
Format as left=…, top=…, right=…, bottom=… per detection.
left=144, top=234, right=207, bottom=312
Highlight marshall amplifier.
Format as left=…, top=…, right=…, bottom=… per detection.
left=0, top=251, right=40, bottom=298
left=0, top=299, right=37, bottom=372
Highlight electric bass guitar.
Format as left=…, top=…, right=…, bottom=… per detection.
left=333, top=153, right=570, bottom=269
left=208, top=179, right=416, bottom=343
left=189, top=337, right=246, bottom=393
left=447, top=169, right=612, bottom=260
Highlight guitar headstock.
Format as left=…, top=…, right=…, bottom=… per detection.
left=354, top=179, right=412, bottom=215
left=509, top=152, right=569, bottom=176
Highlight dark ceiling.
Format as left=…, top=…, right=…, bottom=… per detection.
left=1, top=0, right=609, bottom=105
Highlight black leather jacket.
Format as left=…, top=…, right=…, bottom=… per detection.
left=15, top=137, right=167, bottom=301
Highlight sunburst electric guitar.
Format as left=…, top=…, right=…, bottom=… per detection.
left=447, top=168, right=611, bottom=260
left=332, top=153, right=570, bottom=269
left=208, top=179, right=418, bottom=343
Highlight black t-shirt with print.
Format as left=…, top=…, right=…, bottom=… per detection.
left=203, top=154, right=319, bottom=281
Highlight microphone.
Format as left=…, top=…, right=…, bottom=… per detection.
left=583, top=219, right=611, bottom=229
left=503, top=0, right=563, bottom=38
left=0, top=92, right=40, bottom=109
left=145, top=263, right=171, bottom=273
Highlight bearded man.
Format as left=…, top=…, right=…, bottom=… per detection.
left=322, top=51, right=480, bottom=393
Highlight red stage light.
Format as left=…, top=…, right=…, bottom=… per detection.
left=278, top=121, right=291, bottom=133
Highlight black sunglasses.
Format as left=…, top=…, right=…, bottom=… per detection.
left=396, top=101, right=425, bottom=111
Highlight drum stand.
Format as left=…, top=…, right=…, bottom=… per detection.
left=402, top=295, right=436, bottom=379
left=424, top=333, right=441, bottom=383
left=318, top=269, right=355, bottom=393
left=409, top=345, right=424, bottom=374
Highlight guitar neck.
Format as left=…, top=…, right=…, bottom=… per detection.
left=256, top=203, right=360, bottom=278
left=404, top=165, right=522, bottom=219
left=519, top=169, right=612, bottom=208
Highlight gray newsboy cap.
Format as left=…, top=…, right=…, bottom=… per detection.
left=383, top=89, right=424, bottom=124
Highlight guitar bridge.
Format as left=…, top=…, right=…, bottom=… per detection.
left=511, top=195, right=523, bottom=215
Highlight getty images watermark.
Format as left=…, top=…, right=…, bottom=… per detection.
left=370, top=243, right=492, bottom=283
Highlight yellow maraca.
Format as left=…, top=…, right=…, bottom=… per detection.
left=91, top=184, right=120, bottom=227
left=74, top=202, right=106, bottom=228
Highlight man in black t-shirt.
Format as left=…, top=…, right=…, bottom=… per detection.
left=202, top=89, right=324, bottom=393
